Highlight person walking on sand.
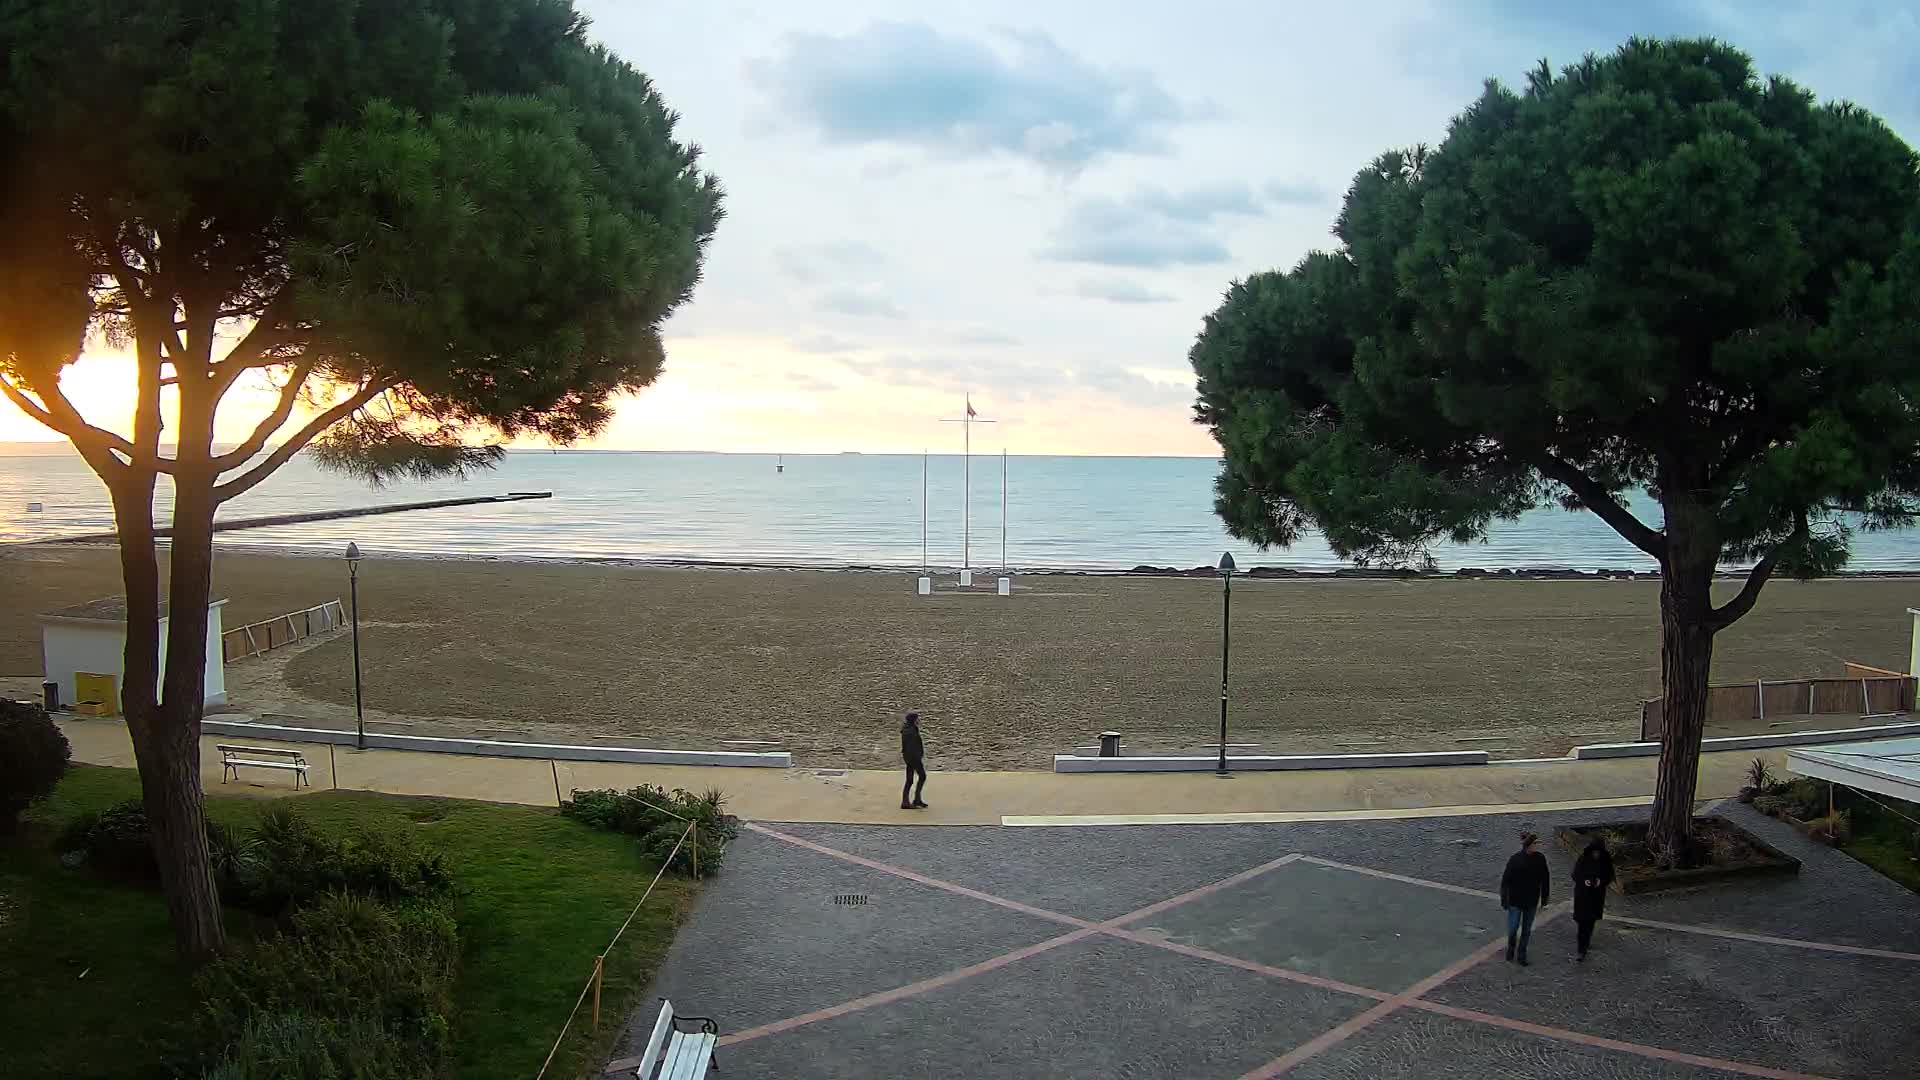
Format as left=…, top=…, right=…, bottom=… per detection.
left=1499, top=831, right=1550, bottom=966
left=1571, top=837, right=1615, bottom=961
left=900, top=712, right=928, bottom=810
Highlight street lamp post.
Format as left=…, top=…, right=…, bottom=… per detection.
left=345, top=542, right=365, bottom=750
left=1216, top=551, right=1235, bottom=777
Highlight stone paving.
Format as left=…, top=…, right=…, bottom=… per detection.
left=611, top=804, right=1920, bottom=1079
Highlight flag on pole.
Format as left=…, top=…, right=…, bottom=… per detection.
left=966, top=395, right=976, bottom=418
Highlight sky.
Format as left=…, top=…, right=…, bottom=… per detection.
left=5, top=0, right=1918, bottom=456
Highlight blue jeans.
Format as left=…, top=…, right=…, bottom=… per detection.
left=1505, top=905, right=1537, bottom=956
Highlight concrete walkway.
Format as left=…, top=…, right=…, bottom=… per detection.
left=58, top=716, right=1774, bottom=824
left=623, top=805, right=1920, bottom=1078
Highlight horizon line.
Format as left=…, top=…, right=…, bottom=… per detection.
left=0, top=441, right=1224, bottom=462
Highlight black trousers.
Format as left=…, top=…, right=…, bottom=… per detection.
left=903, top=759, right=927, bottom=803
left=1576, top=918, right=1596, bottom=954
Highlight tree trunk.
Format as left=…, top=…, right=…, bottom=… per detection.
left=109, top=471, right=228, bottom=959
left=1647, top=499, right=1720, bottom=864
left=133, top=693, right=226, bottom=959
left=153, top=468, right=226, bottom=959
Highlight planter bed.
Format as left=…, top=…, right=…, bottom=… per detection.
left=1556, top=817, right=1800, bottom=895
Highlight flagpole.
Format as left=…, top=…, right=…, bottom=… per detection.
left=939, top=397, right=992, bottom=581
left=1001, top=447, right=1007, bottom=571
left=921, top=449, right=928, bottom=573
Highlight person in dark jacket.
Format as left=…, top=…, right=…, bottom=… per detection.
left=1570, top=837, right=1616, bottom=960
left=1499, top=832, right=1550, bottom=965
left=900, top=712, right=928, bottom=810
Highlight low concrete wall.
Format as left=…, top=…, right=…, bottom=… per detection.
left=1574, top=720, right=1920, bottom=760
left=201, top=718, right=792, bottom=768
left=1053, top=750, right=1489, bottom=773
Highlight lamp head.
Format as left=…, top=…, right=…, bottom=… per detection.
left=1218, top=551, right=1236, bottom=575
left=344, top=542, right=362, bottom=567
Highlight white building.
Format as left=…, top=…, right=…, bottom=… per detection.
left=39, top=596, right=228, bottom=711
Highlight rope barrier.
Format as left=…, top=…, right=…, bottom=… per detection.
left=552, top=776, right=695, bottom=822
left=1843, top=785, right=1920, bottom=830
left=532, top=820, right=695, bottom=1080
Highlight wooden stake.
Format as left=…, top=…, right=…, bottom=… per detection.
left=591, top=954, right=604, bottom=1031
left=691, top=823, right=700, bottom=880
left=551, top=759, right=563, bottom=808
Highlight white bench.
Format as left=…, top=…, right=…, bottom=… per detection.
left=216, top=744, right=311, bottom=788
left=633, top=999, right=717, bottom=1079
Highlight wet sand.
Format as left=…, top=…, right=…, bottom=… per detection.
left=3, top=544, right=1913, bottom=769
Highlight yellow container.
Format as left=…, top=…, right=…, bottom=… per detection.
left=74, top=672, right=119, bottom=717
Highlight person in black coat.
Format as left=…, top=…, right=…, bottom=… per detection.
left=1499, top=831, right=1550, bottom=965
left=1570, top=837, right=1616, bottom=960
left=900, top=712, right=928, bottom=810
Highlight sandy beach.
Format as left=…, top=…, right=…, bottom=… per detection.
left=3, top=544, right=1914, bottom=769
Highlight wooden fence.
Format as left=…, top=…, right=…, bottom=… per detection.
left=1640, top=663, right=1916, bottom=741
left=222, top=600, right=346, bottom=662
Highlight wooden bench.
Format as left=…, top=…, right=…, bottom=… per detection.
left=632, top=999, right=717, bottom=1079
left=216, top=744, right=311, bottom=788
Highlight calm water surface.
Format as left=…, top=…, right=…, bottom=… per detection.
left=2, top=446, right=1913, bottom=572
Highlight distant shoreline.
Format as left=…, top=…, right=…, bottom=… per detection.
left=15, top=536, right=1920, bottom=582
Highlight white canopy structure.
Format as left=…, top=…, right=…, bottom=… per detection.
left=1787, top=736, right=1920, bottom=803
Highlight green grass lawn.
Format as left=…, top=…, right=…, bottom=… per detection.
left=1834, top=786, right=1920, bottom=894
left=0, top=766, right=698, bottom=1079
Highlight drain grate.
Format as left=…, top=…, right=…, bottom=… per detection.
left=833, top=894, right=869, bottom=906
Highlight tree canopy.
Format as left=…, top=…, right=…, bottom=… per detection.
left=1192, top=37, right=1920, bottom=857
left=0, top=0, right=723, bottom=484
left=1195, top=38, right=1920, bottom=582
left=0, top=0, right=722, bottom=957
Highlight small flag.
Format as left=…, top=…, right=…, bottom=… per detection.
left=966, top=395, right=976, bottom=418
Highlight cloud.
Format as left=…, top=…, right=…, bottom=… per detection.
left=1074, top=364, right=1192, bottom=408
left=817, top=286, right=906, bottom=319
left=1048, top=233, right=1230, bottom=268
left=1132, top=183, right=1264, bottom=222
left=754, top=22, right=1193, bottom=169
left=785, top=371, right=839, bottom=393
left=774, top=241, right=890, bottom=282
left=948, top=326, right=1021, bottom=346
left=1264, top=177, right=1333, bottom=206
left=1043, top=183, right=1267, bottom=267
left=790, top=333, right=862, bottom=354
left=1073, top=278, right=1176, bottom=304
left=840, top=349, right=1189, bottom=411
left=856, top=351, right=1073, bottom=403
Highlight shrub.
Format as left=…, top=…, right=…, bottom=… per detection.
left=58, top=799, right=159, bottom=878
left=237, top=805, right=452, bottom=914
left=199, top=892, right=459, bottom=1079
left=202, top=1011, right=423, bottom=1080
left=562, top=784, right=736, bottom=875
left=1780, top=778, right=1828, bottom=820
left=1755, top=779, right=1827, bottom=820
left=1739, top=757, right=1776, bottom=802
left=0, top=698, right=71, bottom=831
left=1803, top=811, right=1852, bottom=846
left=207, top=820, right=263, bottom=896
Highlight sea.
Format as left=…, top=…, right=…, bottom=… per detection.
left=2, top=444, right=1915, bottom=572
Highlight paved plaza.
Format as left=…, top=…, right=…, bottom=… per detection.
left=612, top=803, right=1920, bottom=1079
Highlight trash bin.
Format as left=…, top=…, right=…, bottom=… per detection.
left=1098, top=731, right=1122, bottom=757
left=42, top=680, right=60, bottom=711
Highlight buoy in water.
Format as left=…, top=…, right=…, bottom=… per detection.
left=26, top=502, right=43, bottom=513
